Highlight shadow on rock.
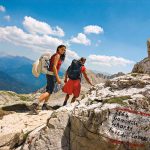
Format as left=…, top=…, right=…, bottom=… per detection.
left=51, top=105, right=61, bottom=110
left=61, top=118, right=71, bottom=150
left=1, top=103, right=30, bottom=113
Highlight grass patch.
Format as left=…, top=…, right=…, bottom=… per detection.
left=0, top=91, right=31, bottom=101
left=18, top=95, right=29, bottom=101
left=104, top=96, right=131, bottom=105
left=130, top=73, right=138, bottom=77
left=0, top=91, right=17, bottom=97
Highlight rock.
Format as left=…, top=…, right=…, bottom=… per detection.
left=132, top=39, right=150, bottom=74
left=132, top=57, right=150, bottom=74
left=13, top=73, right=150, bottom=150
left=0, top=109, right=12, bottom=119
left=105, top=73, right=150, bottom=90
left=147, top=39, right=150, bottom=58
left=0, top=91, right=34, bottom=107
left=0, top=110, right=52, bottom=149
left=20, top=109, right=71, bottom=150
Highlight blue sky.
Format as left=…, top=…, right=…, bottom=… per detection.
left=0, top=0, right=150, bottom=74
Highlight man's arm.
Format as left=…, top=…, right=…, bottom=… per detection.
left=82, top=71, right=93, bottom=86
left=64, top=71, right=68, bottom=83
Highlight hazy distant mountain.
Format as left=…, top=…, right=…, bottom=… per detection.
left=0, top=55, right=65, bottom=93
left=96, top=72, right=125, bottom=79
left=0, top=70, right=33, bottom=93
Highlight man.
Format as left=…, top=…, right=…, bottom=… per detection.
left=62, top=57, right=93, bottom=106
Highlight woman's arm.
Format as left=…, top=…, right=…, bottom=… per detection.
left=53, top=54, right=61, bottom=84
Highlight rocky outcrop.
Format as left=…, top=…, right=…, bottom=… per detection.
left=147, top=39, right=150, bottom=58
left=7, top=73, right=149, bottom=150
left=132, top=57, right=150, bottom=74
left=132, top=40, right=150, bottom=74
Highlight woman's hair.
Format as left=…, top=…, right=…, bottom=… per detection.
left=56, top=45, right=66, bottom=61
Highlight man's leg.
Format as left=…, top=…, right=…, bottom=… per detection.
left=63, top=94, right=70, bottom=106
left=71, top=96, right=76, bottom=103
left=71, top=80, right=80, bottom=103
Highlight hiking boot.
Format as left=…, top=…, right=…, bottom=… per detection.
left=28, top=103, right=39, bottom=115
left=42, top=103, right=52, bottom=110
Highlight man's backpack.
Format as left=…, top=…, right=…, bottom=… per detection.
left=32, top=52, right=54, bottom=78
left=67, top=59, right=83, bottom=80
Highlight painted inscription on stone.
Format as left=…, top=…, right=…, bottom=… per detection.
left=103, top=108, right=150, bottom=146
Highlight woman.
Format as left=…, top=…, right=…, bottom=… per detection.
left=30, top=45, right=66, bottom=114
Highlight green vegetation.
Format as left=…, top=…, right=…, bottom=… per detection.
left=0, top=90, right=31, bottom=101
left=0, top=91, right=17, bottom=97
left=129, top=73, right=140, bottom=77
left=104, top=96, right=131, bottom=105
left=18, top=95, right=29, bottom=101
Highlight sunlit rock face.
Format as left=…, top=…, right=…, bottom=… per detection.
left=10, top=73, right=149, bottom=150
left=132, top=40, right=150, bottom=74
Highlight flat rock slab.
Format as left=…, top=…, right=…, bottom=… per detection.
left=0, top=110, right=52, bottom=148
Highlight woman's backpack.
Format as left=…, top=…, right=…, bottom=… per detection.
left=67, top=59, right=83, bottom=80
left=32, top=52, right=54, bottom=78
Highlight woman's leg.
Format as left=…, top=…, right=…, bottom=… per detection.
left=39, top=92, right=50, bottom=103
left=45, top=95, right=50, bottom=102
left=40, top=74, right=54, bottom=103
left=41, top=93, right=51, bottom=110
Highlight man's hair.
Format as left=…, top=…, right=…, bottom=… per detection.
left=80, top=57, right=86, bottom=62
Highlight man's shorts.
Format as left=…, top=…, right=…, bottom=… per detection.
left=46, top=74, right=57, bottom=94
left=62, top=79, right=81, bottom=98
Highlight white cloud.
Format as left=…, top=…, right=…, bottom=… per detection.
left=4, top=15, right=11, bottom=21
left=84, top=25, right=104, bottom=34
left=0, top=5, right=5, bottom=12
left=70, top=33, right=91, bottom=46
left=88, top=55, right=134, bottom=67
left=0, top=26, right=79, bottom=61
left=67, top=49, right=79, bottom=59
left=0, top=26, right=63, bottom=52
left=86, top=54, right=135, bottom=74
left=23, top=16, right=65, bottom=37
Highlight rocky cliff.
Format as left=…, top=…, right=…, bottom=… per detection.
left=132, top=40, right=150, bottom=74
left=1, top=73, right=149, bottom=150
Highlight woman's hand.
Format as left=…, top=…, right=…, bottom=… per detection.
left=57, top=78, right=62, bottom=84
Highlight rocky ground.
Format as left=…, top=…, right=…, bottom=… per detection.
left=0, top=73, right=149, bottom=150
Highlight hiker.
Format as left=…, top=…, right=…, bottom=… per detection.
left=30, top=45, right=66, bottom=114
left=62, top=57, right=93, bottom=106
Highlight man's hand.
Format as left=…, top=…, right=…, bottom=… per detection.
left=90, top=83, right=94, bottom=86
left=64, top=79, right=67, bottom=83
